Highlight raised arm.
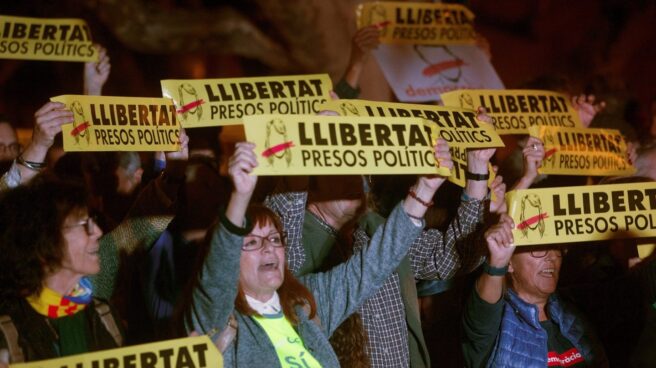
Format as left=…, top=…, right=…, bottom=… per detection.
left=462, top=214, right=516, bottom=367
left=512, top=136, right=545, bottom=191
left=1, top=102, right=71, bottom=190
left=92, top=130, right=189, bottom=299
left=84, top=44, right=111, bottom=96
left=301, top=140, right=444, bottom=335
left=188, top=142, right=257, bottom=334
left=333, top=24, right=381, bottom=99
left=410, top=109, right=494, bottom=279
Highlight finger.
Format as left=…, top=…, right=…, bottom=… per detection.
left=231, top=148, right=258, bottom=168
left=34, top=101, right=67, bottom=117
left=38, top=110, right=74, bottom=124
left=492, top=229, right=510, bottom=247
left=235, top=141, right=256, bottom=150
left=439, top=157, right=454, bottom=170
left=495, top=183, right=507, bottom=195
left=500, top=214, right=515, bottom=230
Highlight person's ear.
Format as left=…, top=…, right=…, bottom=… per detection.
left=508, top=260, right=515, bottom=273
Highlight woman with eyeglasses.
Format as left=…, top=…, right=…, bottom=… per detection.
left=462, top=214, right=608, bottom=367
left=0, top=175, right=123, bottom=367
left=187, top=141, right=445, bottom=367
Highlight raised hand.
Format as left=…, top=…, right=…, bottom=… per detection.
left=84, top=44, right=111, bottom=96
left=467, top=107, right=496, bottom=173
left=572, top=94, right=605, bottom=128
left=342, top=25, right=382, bottom=90
left=520, top=136, right=545, bottom=184
left=32, top=102, right=72, bottom=153
left=166, top=128, right=189, bottom=161
left=351, top=25, right=382, bottom=65
left=228, top=142, right=258, bottom=196
left=418, top=138, right=454, bottom=191
left=485, top=214, right=516, bottom=268
left=489, top=170, right=507, bottom=214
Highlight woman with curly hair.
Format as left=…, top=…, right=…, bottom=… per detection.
left=0, top=176, right=123, bottom=365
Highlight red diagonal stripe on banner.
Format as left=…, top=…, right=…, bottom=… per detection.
left=422, top=59, right=466, bottom=77
left=177, top=99, right=205, bottom=114
left=374, top=20, right=391, bottom=29
left=262, top=141, right=294, bottom=158
left=544, top=148, right=557, bottom=158
left=70, top=122, right=90, bottom=137
left=517, top=213, right=549, bottom=230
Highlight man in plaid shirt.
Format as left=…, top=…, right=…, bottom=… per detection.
left=265, top=139, right=494, bottom=367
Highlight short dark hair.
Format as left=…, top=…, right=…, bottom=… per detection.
left=0, top=174, right=89, bottom=307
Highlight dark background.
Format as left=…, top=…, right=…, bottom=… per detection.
left=0, top=0, right=654, bottom=135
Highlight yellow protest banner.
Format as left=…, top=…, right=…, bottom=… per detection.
left=161, top=74, right=333, bottom=128
left=637, top=243, right=656, bottom=259
left=441, top=89, right=583, bottom=135
left=356, top=2, right=476, bottom=45
left=506, top=182, right=656, bottom=246
left=243, top=114, right=450, bottom=176
left=321, top=99, right=500, bottom=188
left=529, top=125, right=635, bottom=176
left=321, top=99, right=503, bottom=148
left=51, top=95, right=181, bottom=152
left=11, top=336, right=222, bottom=368
left=0, top=15, right=98, bottom=62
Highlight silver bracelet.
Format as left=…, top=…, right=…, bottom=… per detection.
left=16, top=155, right=47, bottom=171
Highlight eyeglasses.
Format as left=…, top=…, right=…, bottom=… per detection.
left=242, top=232, right=285, bottom=251
left=63, top=216, right=98, bottom=236
left=530, top=248, right=566, bottom=258
left=0, top=142, right=20, bottom=155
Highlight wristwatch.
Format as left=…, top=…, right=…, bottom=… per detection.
left=482, top=261, right=508, bottom=276
left=465, top=171, right=490, bottom=181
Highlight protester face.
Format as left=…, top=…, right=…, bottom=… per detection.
left=59, top=208, right=103, bottom=277
left=0, top=121, right=19, bottom=161
left=509, top=247, right=563, bottom=302
left=239, top=220, right=286, bottom=301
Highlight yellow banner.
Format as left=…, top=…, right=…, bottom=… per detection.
left=529, top=125, right=635, bottom=176
left=161, top=74, right=333, bottom=128
left=441, top=89, right=583, bottom=135
left=51, top=95, right=181, bottom=152
left=506, top=182, right=656, bottom=246
left=356, top=2, right=476, bottom=45
left=11, top=336, right=222, bottom=368
left=0, top=15, right=98, bottom=62
left=638, top=243, right=656, bottom=259
left=243, top=114, right=450, bottom=176
left=321, top=99, right=500, bottom=187
left=321, top=99, right=503, bottom=148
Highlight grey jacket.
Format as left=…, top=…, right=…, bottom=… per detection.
left=188, top=203, right=423, bottom=367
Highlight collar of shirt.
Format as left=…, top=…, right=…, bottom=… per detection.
left=246, top=292, right=282, bottom=315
